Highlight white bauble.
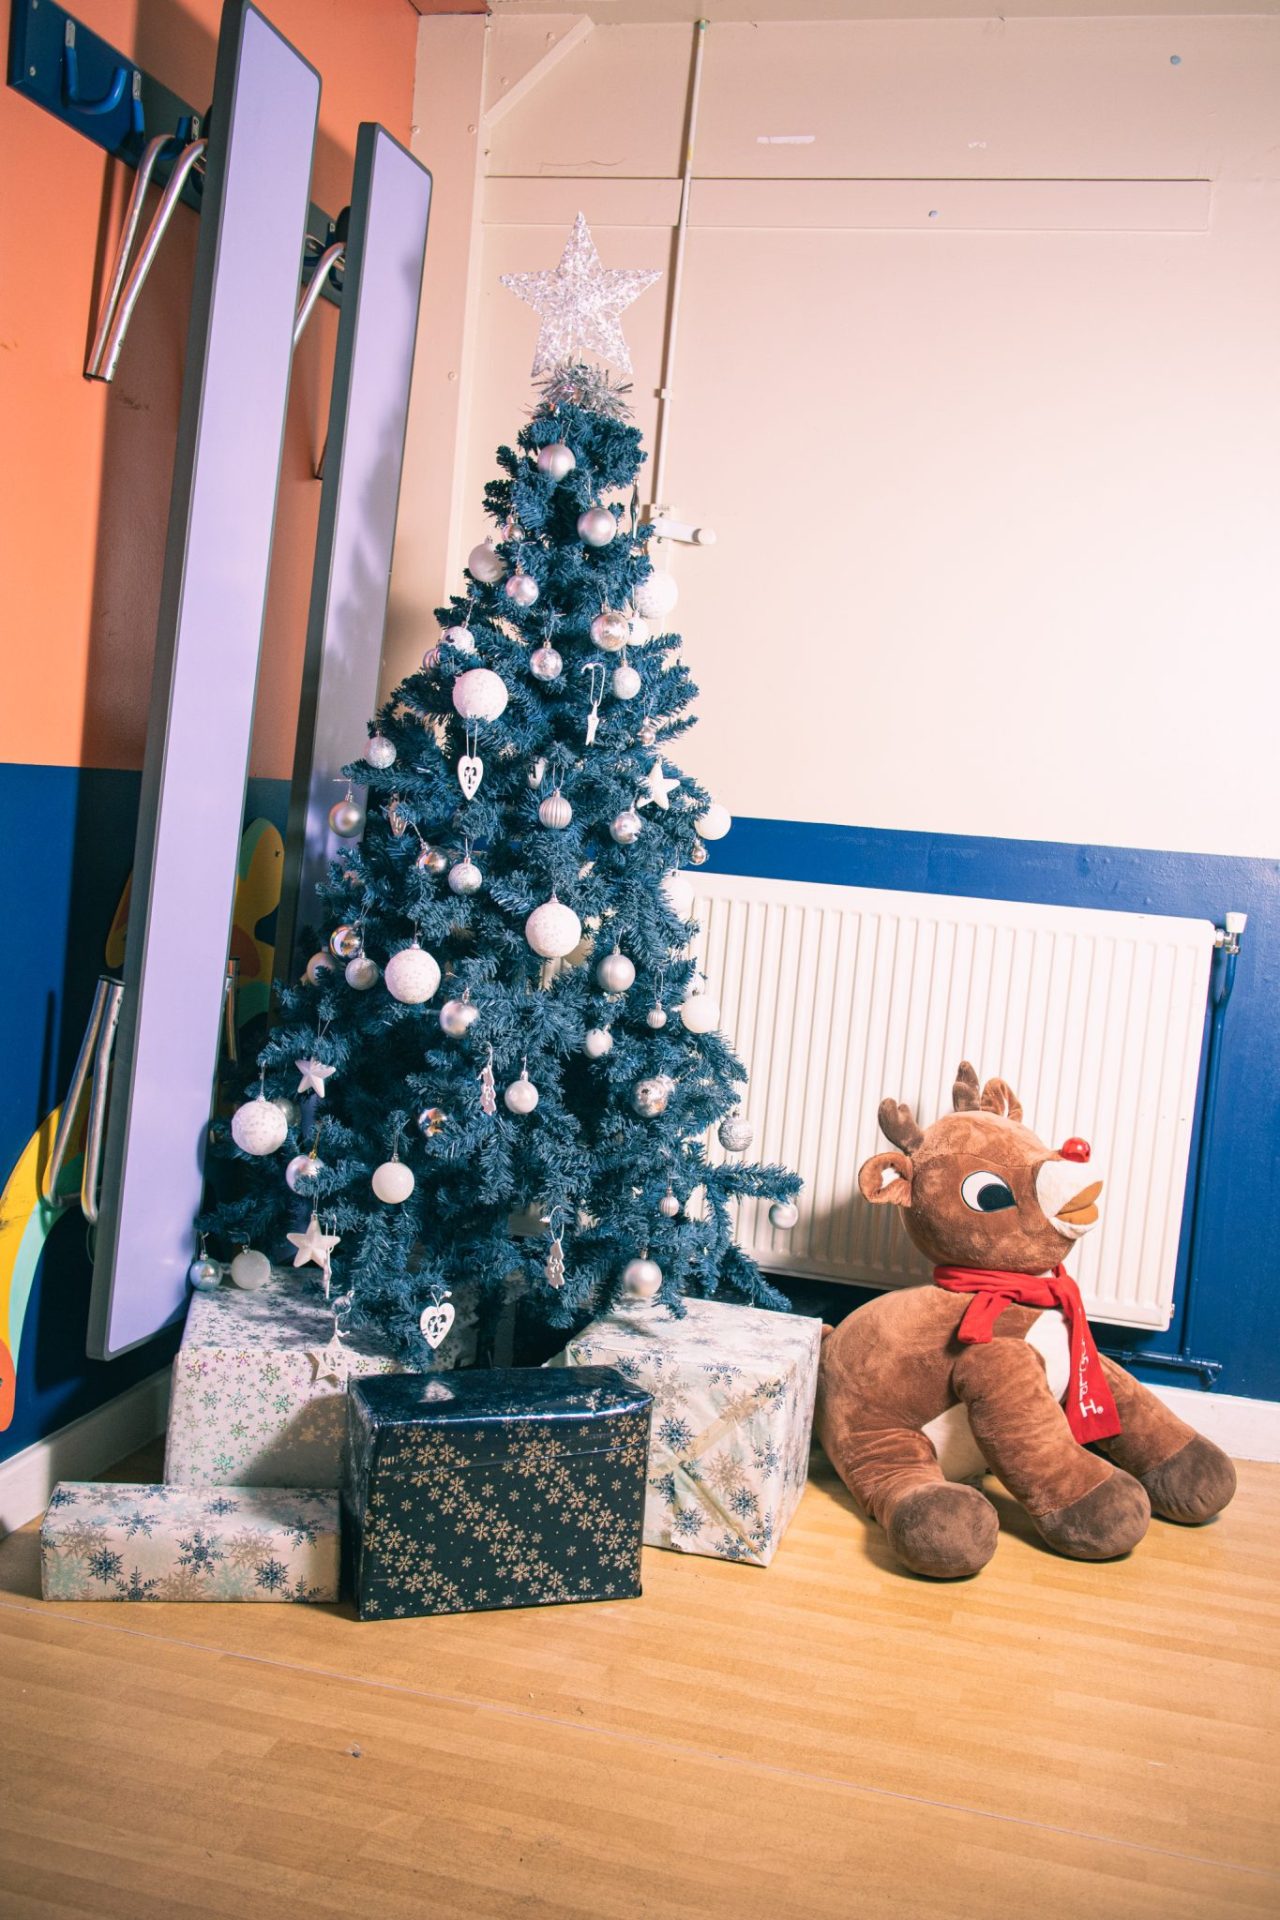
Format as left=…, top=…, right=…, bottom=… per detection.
left=448, top=858, right=483, bottom=896
left=660, top=872, right=695, bottom=920
left=610, top=808, right=643, bottom=846
left=621, top=1257, right=662, bottom=1300
left=439, top=997, right=479, bottom=1036
left=590, top=611, right=630, bottom=653
left=578, top=506, right=616, bottom=548
left=612, top=663, right=641, bottom=701
left=372, top=1159, right=415, bottom=1204
left=633, top=571, right=678, bottom=619
left=188, top=1255, right=223, bottom=1292
left=304, top=951, right=334, bottom=986
left=285, top=1153, right=324, bottom=1193
left=230, top=1097, right=288, bottom=1157
left=384, top=945, right=441, bottom=1004
left=530, top=645, right=562, bottom=682
left=525, top=897, right=582, bottom=959
left=679, top=991, right=721, bottom=1035
left=503, top=1072, right=540, bottom=1115
left=538, top=791, right=573, bottom=830
left=505, top=571, right=539, bottom=608
left=365, top=734, right=396, bottom=770
left=230, top=1248, right=272, bottom=1291
left=629, top=616, right=650, bottom=647
left=769, top=1201, right=800, bottom=1231
left=697, top=803, right=732, bottom=842
left=442, top=625, right=476, bottom=653
left=582, top=1027, right=613, bottom=1059
left=329, top=795, right=365, bottom=838
left=596, top=949, right=636, bottom=994
left=451, top=668, right=509, bottom=723
left=345, top=954, right=380, bottom=991
left=718, top=1114, right=754, bottom=1153
left=468, top=539, right=506, bottom=582
left=537, top=441, right=575, bottom=480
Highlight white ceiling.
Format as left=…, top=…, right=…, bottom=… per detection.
left=489, top=0, right=1278, bottom=20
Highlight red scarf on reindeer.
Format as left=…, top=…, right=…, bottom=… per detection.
left=932, top=1263, right=1122, bottom=1444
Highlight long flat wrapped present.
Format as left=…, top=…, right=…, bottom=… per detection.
left=41, top=1481, right=339, bottom=1603
left=546, top=1299, right=821, bottom=1566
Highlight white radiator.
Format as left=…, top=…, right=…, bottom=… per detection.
left=692, top=875, right=1216, bottom=1331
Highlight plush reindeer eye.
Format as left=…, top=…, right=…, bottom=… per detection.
left=960, top=1171, right=1016, bottom=1213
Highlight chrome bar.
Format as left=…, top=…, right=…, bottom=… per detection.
left=94, top=137, right=208, bottom=383
left=80, top=980, right=124, bottom=1225
left=293, top=242, right=345, bottom=350
left=40, top=976, right=113, bottom=1208
left=85, top=131, right=171, bottom=379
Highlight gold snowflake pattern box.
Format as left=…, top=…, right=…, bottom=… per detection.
left=546, top=1301, right=822, bottom=1566
left=40, top=1482, right=339, bottom=1603
left=163, top=1276, right=478, bottom=1489
left=343, top=1368, right=652, bottom=1620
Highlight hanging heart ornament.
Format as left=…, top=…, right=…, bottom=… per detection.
left=420, top=1296, right=456, bottom=1350
left=458, top=754, right=483, bottom=800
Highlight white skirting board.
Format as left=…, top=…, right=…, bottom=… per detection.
left=0, top=1368, right=1274, bottom=1540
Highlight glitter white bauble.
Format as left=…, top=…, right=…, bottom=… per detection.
left=632, top=1076, right=671, bottom=1118
left=468, top=539, right=506, bottom=582
left=621, top=1257, right=662, bottom=1300
left=590, top=611, right=630, bottom=652
left=629, top=616, right=650, bottom=648
left=230, top=1097, right=288, bottom=1157
left=578, top=506, right=616, bottom=548
left=448, top=858, right=483, bottom=896
left=304, top=951, right=334, bottom=986
left=451, top=668, right=509, bottom=722
left=525, top=897, right=582, bottom=959
left=660, top=872, right=695, bottom=920
left=697, top=803, right=732, bottom=841
left=188, top=1255, right=222, bottom=1292
left=329, top=796, right=365, bottom=838
left=718, top=1114, right=754, bottom=1153
left=439, top=997, right=479, bottom=1036
left=610, top=808, right=643, bottom=846
left=679, top=991, right=721, bottom=1035
left=384, top=945, right=441, bottom=1004
left=285, top=1153, right=324, bottom=1194
left=538, top=791, right=573, bottom=830
left=506, top=571, right=539, bottom=608
left=366, top=734, right=396, bottom=770
left=596, top=949, right=636, bottom=994
left=372, top=1159, right=415, bottom=1204
left=658, top=1191, right=681, bottom=1219
left=443, top=625, right=476, bottom=653
left=504, top=1072, right=540, bottom=1115
left=230, top=1248, right=272, bottom=1290
left=582, top=1027, right=613, bottom=1059
left=530, top=645, right=562, bottom=682
left=633, top=571, right=678, bottom=619
left=769, top=1201, right=800, bottom=1230
left=612, top=663, right=641, bottom=701
left=646, top=1004, right=668, bottom=1030
left=537, top=442, right=575, bottom=479
left=345, top=954, right=380, bottom=991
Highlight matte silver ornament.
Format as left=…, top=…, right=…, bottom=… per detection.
left=330, top=924, right=362, bottom=959
left=596, top=948, right=636, bottom=994
left=590, top=610, right=629, bottom=651
left=467, top=539, right=506, bottom=583
left=582, top=1026, right=613, bottom=1059
left=769, top=1200, right=800, bottom=1230
left=365, top=733, right=396, bottom=770
left=273, top=1097, right=300, bottom=1129
left=631, top=1076, right=671, bottom=1118
left=439, top=996, right=479, bottom=1036
left=329, top=795, right=365, bottom=838
left=448, top=858, right=483, bottom=896
left=645, top=1003, right=668, bottom=1030
left=503, top=1070, right=540, bottom=1115
left=718, top=1113, right=754, bottom=1153
left=538, top=790, right=573, bottom=830
left=506, top=570, right=539, bottom=608
left=345, top=954, right=380, bottom=991
left=658, top=1190, right=681, bottom=1219
left=537, top=441, right=576, bottom=479
left=305, top=950, right=335, bottom=985
left=230, top=1248, right=273, bottom=1291
left=610, top=807, right=643, bottom=846
left=621, top=1256, right=662, bottom=1300
left=612, top=662, right=641, bottom=700
left=530, top=644, right=562, bottom=682
left=578, top=506, right=616, bottom=548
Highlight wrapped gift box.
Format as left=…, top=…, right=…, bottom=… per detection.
left=163, top=1276, right=478, bottom=1489
left=41, top=1482, right=339, bottom=1603
left=343, top=1368, right=652, bottom=1620
left=546, top=1300, right=821, bottom=1566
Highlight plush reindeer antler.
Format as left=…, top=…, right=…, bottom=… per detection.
left=877, top=1097, right=924, bottom=1153
left=980, top=1077, right=1023, bottom=1122
left=952, top=1062, right=981, bottom=1111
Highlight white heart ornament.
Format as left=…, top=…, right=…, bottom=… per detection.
left=458, top=754, right=483, bottom=800
left=420, top=1300, right=456, bottom=1350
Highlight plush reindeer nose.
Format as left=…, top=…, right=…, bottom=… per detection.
left=1061, top=1138, right=1091, bottom=1163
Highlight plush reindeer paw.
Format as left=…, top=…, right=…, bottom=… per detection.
left=1035, top=1465, right=1150, bottom=1560
left=887, top=1483, right=999, bottom=1579
left=1142, top=1434, right=1237, bottom=1525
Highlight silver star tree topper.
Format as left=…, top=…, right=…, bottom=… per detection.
left=501, top=213, right=661, bottom=377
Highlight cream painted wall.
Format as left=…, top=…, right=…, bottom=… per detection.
left=391, top=14, right=1280, bottom=860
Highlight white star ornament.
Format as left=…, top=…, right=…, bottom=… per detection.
left=640, top=759, right=681, bottom=812
left=287, top=1213, right=341, bottom=1277
left=295, top=1057, right=336, bottom=1098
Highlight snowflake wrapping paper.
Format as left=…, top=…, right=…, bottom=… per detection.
left=546, top=1300, right=822, bottom=1566
left=40, top=1482, right=339, bottom=1603
left=163, top=1276, right=480, bottom=1490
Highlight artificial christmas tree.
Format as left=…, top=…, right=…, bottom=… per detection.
left=202, top=217, right=799, bottom=1365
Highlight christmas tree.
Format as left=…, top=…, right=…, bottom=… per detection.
left=204, top=217, right=800, bottom=1359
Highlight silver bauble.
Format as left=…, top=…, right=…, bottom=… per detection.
left=537, top=441, right=576, bottom=480
left=273, top=1098, right=300, bottom=1129
left=345, top=954, right=380, bottom=991
left=503, top=1072, right=540, bottom=1115
left=525, top=897, right=582, bottom=959
left=590, top=610, right=630, bottom=652
left=229, top=1247, right=272, bottom=1291
left=467, top=539, right=506, bottom=583
left=365, top=734, right=397, bottom=770
left=188, top=1255, right=223, bottom=1292
left=372, top=1159, right=415, bottom=1204
left=639, top=718, right=658, bottom=748
left=416, top=844, right=449, bottom=874
left=230, top=1096, right=288, bottom=1157
left=689, top=838, right=709, bottom=867
left=582, top=1027, right=613, bottom=1059
left=621, top=1257, right=662, bottom=1300
left=285, top=1152, right=324, bottom=1194
left=596, top=949, right=636, bottom=994
left=442, top=625, right=476, bottom=653
left=610, top=808, right=643, bottom=846
left=769, top=1200, right=800, bottom=1231
left=384, top=945, right=441, bottom=1004
left=418, top=1105, right=447, bottom=1137
left=612, top=663, right=641, bottom=701
left=538, top=791, right=573, bottom=830
left=439, top=996, right=479, bottom=1036
left=448, top=858, right=483, bottom=896
left=329, top=796, right=365, bottom=838
left=645, top=1004, right=668, bottom=1030
left=304, top=950, right=335, bottom=985
left=505, top=570, right=539, bottom=608
left=658, top=1192, right=681, bottom=1219
left=530, top=645, right=562, bottom=682
left=632, top=1076, right=670, bottom=1118
left=718, top=1114, right=754, bottom=1153
left=578, top=506, right=616, bottom=548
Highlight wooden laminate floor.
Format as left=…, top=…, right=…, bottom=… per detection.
left=0, top=1442, right=1276, bottom=1920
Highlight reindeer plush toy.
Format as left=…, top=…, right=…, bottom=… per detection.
left=817, top=1063, right=1236, bottom=1578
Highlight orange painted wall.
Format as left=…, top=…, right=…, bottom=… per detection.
left=0, top=0, right=418, bottom=780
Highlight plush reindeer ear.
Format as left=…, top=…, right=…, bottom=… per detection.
left=952, top=1062, right=981, bottom=1111
left=878, top=1097, right=923, bottom=1153
left=980, top=1077, right=1023, bottom=1123
left=858, top=1151, right=913, bottom=1207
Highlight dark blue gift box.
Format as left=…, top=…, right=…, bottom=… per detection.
left=343, top=1367, right=653, bottom=1620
